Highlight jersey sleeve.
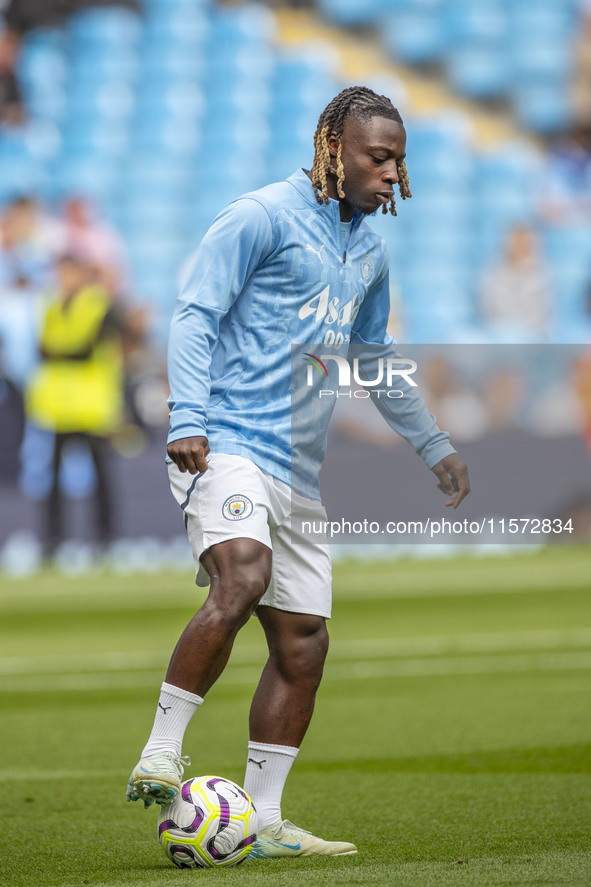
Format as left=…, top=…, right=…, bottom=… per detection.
left=167, top=197, right=274, bottom=444
left=350, top=246, right=456, bottom=470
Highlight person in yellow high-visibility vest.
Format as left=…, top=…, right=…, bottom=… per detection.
left=26, top=254, right=124, bottom=557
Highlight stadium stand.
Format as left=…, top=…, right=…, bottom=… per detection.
left=0, top=0, right=590, bottom=349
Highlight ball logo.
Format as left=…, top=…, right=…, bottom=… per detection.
left=223, top=494, right=254, bottom=521
left=360, top=254, right=374, bottom=284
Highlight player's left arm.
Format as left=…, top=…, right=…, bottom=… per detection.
left=350, top=251, right=470, bottom=508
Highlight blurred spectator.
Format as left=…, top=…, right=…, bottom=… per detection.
left=62, top=196, right=130, bottom=296
left=0, top=195, right=63, bottom=288
left=573, top=346, right=591, bottom=452
left=482, top=367, right=527, bottom=433
left=420, top=355, right=488, bottom=443
left=572, top=2, right=591, bottom=128
left=0, top=26, right=23, bottom=126
left=0, top=335, right=25, bottom=481
left=479, top=224, right=552, bottom=340
left=25, top=254, right=124, bottom=557
left=0, top=270, right=41, bottom=387
left=543, top=126, right=591, bottom=224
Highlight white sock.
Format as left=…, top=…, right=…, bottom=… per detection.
left=243, top=741, right=299, bottom=829
left=141, top=681, right=203, bottom=758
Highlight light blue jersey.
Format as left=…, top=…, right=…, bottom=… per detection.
left=167, top=168, right=455, bottom=498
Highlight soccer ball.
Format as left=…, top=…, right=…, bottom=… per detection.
left=158, top=775, right=258, bottom=868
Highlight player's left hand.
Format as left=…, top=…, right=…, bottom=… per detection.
left=431, top=454, right=470, bottom=509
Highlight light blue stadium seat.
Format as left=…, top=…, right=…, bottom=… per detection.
left=67, top=7, right=142, bottom=47
left=0, top=155, right=47, bottom=201
left=48, top=156, right=122, bottom=203
left=475, top=145, right=542, bottom=198
left=18, top=34, right=67, bottom=89
left=510, top=39, right=572, bottom=85
left=446, top=45, right=509, bottom=99
left=68, top=49, right=140, bottom=85
left=65, top=80, right=136, bottom=122
left=134, top=80, right=205, bottom=120
left=133, top=269, right=179, bottom=309
left=318, top=0, right=389, bottom=27
left=142, top=0, right=211, bottom=10
left=114, top=198, right=192, bottom=240
left=443, top=0, right=506, bottom=48
left=382, top=8, right=447, bottom=65
left=130, top=117, right=201, bottom=158
left=143, top=8, right=209, bottom=51
left=139, top=45, right=205, bottom=81
left=121, top=156, right=193, bottom=200
left=508, top=5, right=575, bottom=42
left=409, top=116, right=472, bottom=154
left=61, top=119, right=130, bottom=158
left=544, top=225, right=591, bottom=268
left=208, top=4, right=274, bottom=51
left=513, top=83, right=571, bottom=134
left=401, top=266, right=474, bottom=342
left=18, top=29, right=67, bottom=121
left=127, top=235, right=191, bottom=296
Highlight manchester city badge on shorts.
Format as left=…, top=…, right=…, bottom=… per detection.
left=222, top=494, right=254, bottom=521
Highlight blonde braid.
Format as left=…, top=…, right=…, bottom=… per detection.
left=383, top=196, right=397, bottom=216
left=311, top=125, right=331, bottom=205
left=397, top=159, right=412, bottom=200
left=336, top=142, right=345, bottom=199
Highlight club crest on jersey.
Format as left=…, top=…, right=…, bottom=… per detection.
left=222, top=494, right=254, bottom=521
left=360, top=253, right=374, bottom=284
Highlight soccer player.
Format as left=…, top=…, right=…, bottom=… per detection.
left=127, top=86, right=470, bottom=858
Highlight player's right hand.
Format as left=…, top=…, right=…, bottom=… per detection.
left=167, top=436, right=210, bottom=474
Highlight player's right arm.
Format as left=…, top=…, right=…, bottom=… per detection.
left=166, top=198, right=274, bottom=474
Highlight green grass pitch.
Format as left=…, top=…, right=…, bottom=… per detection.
left=1, top=546, right=590, bottom=887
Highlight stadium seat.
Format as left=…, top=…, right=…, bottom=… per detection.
left=67, top=7, right=142, bottom=48
left=510, top=39, right=572, bottom=86
left=442, top=0, right=506, bottom=48
left=318, top=0, right=390, bottom=27
left=513, top=83, right=571, bottom=134
left=65, top=80, right=136, bottom=122
left=446, top=45, right=510, bottom=99
left=49, top=148, right=123, bottom=193
left=382, top=8, right=448, bottom=65
left=60, top=119, right=129, bottom=158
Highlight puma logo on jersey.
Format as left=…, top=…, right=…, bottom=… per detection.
left=305, top=243, right=325, bottom=264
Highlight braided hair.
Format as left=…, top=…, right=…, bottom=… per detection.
left=311, top=85, right=412, bottom=216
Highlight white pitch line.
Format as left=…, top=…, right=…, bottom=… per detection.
left=1, top=651, right=591, bottom=693
left=2, top=628, right=591, bottom=677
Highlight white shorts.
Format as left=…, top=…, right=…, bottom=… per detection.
left=168, top=454, right=332, bottom=618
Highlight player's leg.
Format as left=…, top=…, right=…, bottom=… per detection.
left=166, top=538, right=272, bottom=696
left=245, top=607, right=356, bottom=858
left=127, top=455, right=273, bottom=807
left=249, top=606, right=328, bottom=749
left=244, top=480, right=356, bottom=857
left=127, top=537, right=271, bottom=807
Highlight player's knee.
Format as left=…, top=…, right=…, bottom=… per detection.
left=208, top=568, right=269, bottom=629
